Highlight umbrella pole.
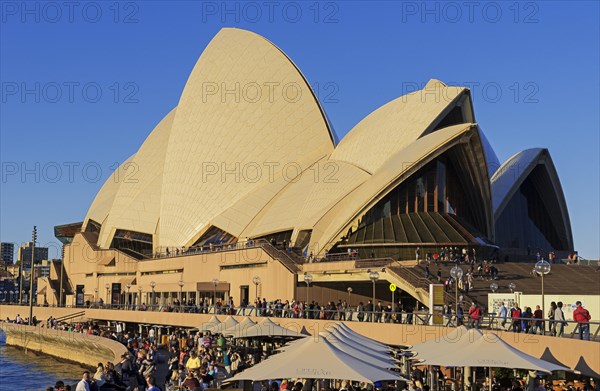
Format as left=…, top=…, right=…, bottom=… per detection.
left=464, top=367, right=471, bottom=391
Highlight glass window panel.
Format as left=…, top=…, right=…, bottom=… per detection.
left=416, top=177, right=425, bottom=212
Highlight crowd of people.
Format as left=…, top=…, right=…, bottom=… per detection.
left=0, top=302, right=595, bottom=391
left=33, top=322, right=165, bottom=391
left=494, top=300, right=592, bottom=340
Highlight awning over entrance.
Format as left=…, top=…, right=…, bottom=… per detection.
left=119, top=276, right=136, bottom=286
left=196, top=281, right=230, bottom=292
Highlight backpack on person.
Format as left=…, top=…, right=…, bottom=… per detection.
left=574, top=307, right=591, bottom=322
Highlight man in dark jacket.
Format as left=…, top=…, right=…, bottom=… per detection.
left=365, top=300, right=374, bottom=322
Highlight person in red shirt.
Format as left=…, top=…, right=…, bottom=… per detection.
left=573, top=301, right=591, bottom=340
left=468, top=302, right=481, bottom=329
left=532, top=305, right=544, bottom=335
left=510, top=302, right=522, bottom=333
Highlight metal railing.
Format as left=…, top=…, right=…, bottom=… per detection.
left=152, top=239, right=269, bottom=259
left=10, top=302, right=597, bottom=341
left=148, top=239, right=303, bottom=271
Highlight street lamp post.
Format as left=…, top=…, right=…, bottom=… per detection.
left=29, top=225, right=37, bottom=325
left=126, top=283, right=132, bottom=309
left=347, top=287, right=353, bottom=304
left=508, top=282, right=516, bottom=293
left=105, top=283, right=110, bottom=307
left=369, top=271, right=379, bottom=323
left=178, top=279, right=184, bottom=310
left=150, top=281, right=156, bottom=309
left=534, top=260, right=551, bottom=334
left=304, top=273, right=313, bottom=305
left=252, top=276, right=261, bottom=300
left=18, top=261, right=24, bottom=304
left=490, top=283, right=498, bottom=293
left=211, top=278, right=219, bottom=309
left=450, top=266, right=464, bottom=321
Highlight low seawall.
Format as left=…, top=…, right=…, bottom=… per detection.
left=0, top=322, right=128, bottom=368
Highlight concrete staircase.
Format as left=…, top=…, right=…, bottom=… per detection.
left=409, top=261, right=600, bottom=308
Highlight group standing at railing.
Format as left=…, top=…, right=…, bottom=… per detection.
left=153, top=239, right=265, bottom=259
left=56, top=292, right=596, bottom=341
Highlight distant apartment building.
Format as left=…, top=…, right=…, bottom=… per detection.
left=18, top=242, right=49, bottom=266
left=6, top=264, right=20, bottom=279
left=1, top=242, right=14, bottom=266
left=35, top=260, right=51, bottom=279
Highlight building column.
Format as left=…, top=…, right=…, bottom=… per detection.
left=464, top=367, right=472, bottom=391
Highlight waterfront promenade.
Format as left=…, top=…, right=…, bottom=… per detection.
left=0, top=319, right=128, bottom=369
left=0, top=304, right=597, bottom=378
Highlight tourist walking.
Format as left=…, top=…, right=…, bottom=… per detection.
left=511, top=303, right=522, bottom=333
left=522, top=306, right=533, bottom=334
left=548, top=301, right=557, bottom=336
left=554, top=301, right=567, bottom=337
left=532, top=305, right=544, bottom=335
left=468, top=302, right=481, bottom=329
left=497, top=301, right=508, bottom=330
left=357, top=302, right=365, bottom=322
left=365, top=300, right=373, bottom=322
left=457, top=305, right=464, bottom=326
left=75, top=371, right=91, bottom=391
left=573, top=301, right=591, bottom=340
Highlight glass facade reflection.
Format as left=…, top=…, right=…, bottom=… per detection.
left=343, top=146, right=491, bottom=249
left=110, top=229, right=153, bottom=258
left=495, top=166, right=567, bottom=251
left=357, top=156, right=482, bottom=235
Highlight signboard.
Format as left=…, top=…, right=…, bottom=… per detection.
left=76, top=285, right=84, bottom=307
left=389, top=283, right=397, bottom=311
left=429, top=284, right=445, bottom=325
left=111, top=283, right=122, bottom=306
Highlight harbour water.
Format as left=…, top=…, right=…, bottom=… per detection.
left=0, top=331, right=85, bottom=391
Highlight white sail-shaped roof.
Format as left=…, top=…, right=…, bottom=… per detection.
left=158, top=28, right=335, bottom=248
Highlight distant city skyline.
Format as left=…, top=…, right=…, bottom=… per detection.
left=1, top=1, right=598, bottom=259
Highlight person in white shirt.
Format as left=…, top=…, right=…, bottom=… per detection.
left=554, top=301, right=567, bottom=337
left=75, top=371, right=91, bottom=391
left=497, top=302, right=508, bottom=329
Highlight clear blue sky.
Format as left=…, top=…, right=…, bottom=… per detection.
left=1, top=1, right=598, bottom=260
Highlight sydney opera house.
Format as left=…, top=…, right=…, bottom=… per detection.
left=46, top=28, right=573, bottom=308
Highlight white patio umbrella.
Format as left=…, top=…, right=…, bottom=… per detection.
left=333, top=323, right=393, bottom=349
left=198, top=315, right=221, bottom=332
left=225, top=335, right=406, bottom=384
left=222, top=317, right=257, bottom=336
left=321, top=332, right=400, bottom=368
left=229, top=317, right=306, bottom=339
left=276, top=331, right=396, bottom=365
left=210, top=316, right=239, bottom=334
left=408, top=326, right=482, bottom=361
left=328, top=327, right=392, bottom=355
left=419, top=333, right=570, bottom=373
